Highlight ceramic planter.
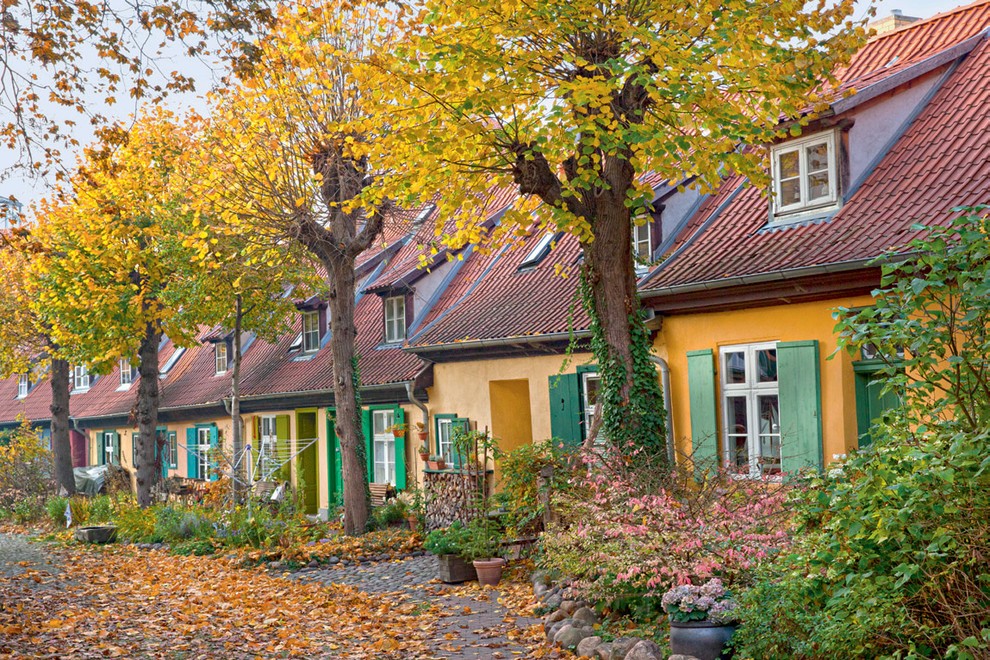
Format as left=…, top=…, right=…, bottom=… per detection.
left=472, top=558, right=505, bottom=587
left=669, top=620, right=737, bottom=660
left=438, top=554, right=477, bottom=583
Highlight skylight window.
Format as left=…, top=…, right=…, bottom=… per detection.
left=119, top=358, right=136, bottom=387
left=519, top=232, right=556, bottom=270
left=160, top=347, right=186, bottom=378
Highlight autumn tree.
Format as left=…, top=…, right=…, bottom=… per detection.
left=363, top=0, right=870, bottom=457
left=0, top=0, right=276, bottom=179
left=194, top=0, right=403, bottom=534
left=30, top=109, right=206, bottom=506
left=0, top=235, right=74, bottom=495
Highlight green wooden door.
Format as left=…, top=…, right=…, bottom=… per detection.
left=855, top=364, right=901, bottom=448
left=295, top=410, right=319, bottom=514
left=548, top=373, right=582, bottom=445
left=326, top=411, right=341, bottom=510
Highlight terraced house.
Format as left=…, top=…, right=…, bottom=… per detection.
left=2, top=2, right=989, bottom=512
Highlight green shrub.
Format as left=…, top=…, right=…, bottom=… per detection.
left=497, top=439, right=576, bottom=537
left=370, top=499, right=408, bottom=530
left=171, top=538, right=216, bottom=556
left=89, top=495, right=113, bottom=523
left=424, top=521, right=471, bottom=556
left=114, top=500, right=159, bottom=543
left=68, top=496, right=91, bottom=527
left=12, top=498, right=44, bottom=524
left=46, top=496, right=69, bottom=528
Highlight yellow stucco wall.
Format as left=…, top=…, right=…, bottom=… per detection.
left=654, top=294, right=875, bottom=467
left=426, top=351, right=595, bottom=452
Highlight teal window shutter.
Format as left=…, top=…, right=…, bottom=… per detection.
left=186, top=427, right=198, bottom=479
left=99, top=432, right=106, bottom=466
left=687, top=350, right=719, bottom=474
left=548, top=373, right=582, bottom=445
left=393, top=406, right=407, bottom=489
left=361, top=408, right=373, bottom=484
left=112, top=432, right=120, bottom=467
left=452, top=417, right=469, bottom=468
left=208, top=425, right=220, bottom=481
left=777, top=340, right=823, bottom=473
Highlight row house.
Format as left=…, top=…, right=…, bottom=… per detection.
left=2, top=2, right=988, bottom=514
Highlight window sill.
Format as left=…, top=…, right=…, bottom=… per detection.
left=766, top=203, right=841, bottom=229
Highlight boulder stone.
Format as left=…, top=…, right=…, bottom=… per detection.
left=554, top=624, right=591, bottom=650
left=576, top=635, right=602, bottom=657
left=534, top=583, right=548, bottom=598
left=668, top=656, right=702, bottom=660
left=594, top=642, right=613, bottom=659
left=572, top=606, right=600, bottom=627
left=531, top=569, right=548, bottom=587
left=609, top=637, right=639, bottom=659
left=544, top=609, right=567, bottom=633
left=544, top=593, right=563, bottom=611
left=560, top=599, right=583, bottom=615
left=624, top=640, right=664, bottom=660
left=548, top=618, right=572, bottom=639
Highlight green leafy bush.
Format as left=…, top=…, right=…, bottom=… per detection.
left=424, top=521, right=471, bottom=556
left=733, top=206, right=990, bottom=659
left=497, top=439, right=576, bottom=537
left=89, top=495, right=113, bottom=523
left=46, top=496, right=69, bottom=528
left=370, top=498, right=408, bottom=530
left=0, top=419, right=55, bottom=514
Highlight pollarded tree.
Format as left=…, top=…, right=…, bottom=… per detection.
left=30, top=109, right=207, bottom=506
left=194, top=0, right=405, bottom=534
left=364, top=0, right=870, bottom=457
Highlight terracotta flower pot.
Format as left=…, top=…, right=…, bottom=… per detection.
left=669, top=620, right=737, bottom=660
left=407, top=515, right=418, bottom=531
left=419, top=452, right=430, bottom=462
left=472, top=558, right=505, bottom=587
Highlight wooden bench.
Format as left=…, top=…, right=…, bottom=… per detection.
left=370, top=483, right=394, bottom=507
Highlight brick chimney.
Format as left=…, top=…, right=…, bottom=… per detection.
left=869, top=9, right=922, bottom=36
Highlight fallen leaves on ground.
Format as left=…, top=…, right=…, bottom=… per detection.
left=0, top=541, right=437, bottom=658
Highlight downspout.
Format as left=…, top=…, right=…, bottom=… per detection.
left=649, top=355, right=675, bottom=465
left=405, top=382, right=429, bottom=437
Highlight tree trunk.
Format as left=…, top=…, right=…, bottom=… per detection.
left=326, top=258, right=370, bottom=535
left=230, top=294, right=244, bottom=501
left=134, top=322, right=161, bottom=507
left=49, top=357, right=75, bottom=496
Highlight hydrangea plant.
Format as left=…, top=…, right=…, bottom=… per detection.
left=661, top=578, right=739, bottom=624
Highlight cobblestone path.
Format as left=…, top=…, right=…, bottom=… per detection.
left=0, top=532, right=58, bottom=579
left=294, top=554, right=543, bottom=659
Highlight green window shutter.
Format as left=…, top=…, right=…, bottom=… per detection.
left=361, top=408, right=373, bottom=484
left=687, top=350, right=719, bottom=474
left=548, top=373, right=582, bottom=446
left=393, top=406, right=406, bottom=490
left=778, top=340, right=823, bottom=473
left=112, top=432, right=120, bottom=467
left=326, top=411, right=340, bottom=507
left=452, top=417, right=469, bottom=468
left=208, top=425, right=220, bottom=481
left=274, top=415, right=290, bottom=482
left=186, top=427, right=198, bottom=479
left=99, top=432, right=106, bottom=466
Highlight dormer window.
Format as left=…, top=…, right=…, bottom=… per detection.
left=384, top=295, right=406, bottom=343
left=119, top=358, right=136, bottom=387
left=73, top=365, right=91, bottom=392
left=17, top=373, right=29, bottom=399
left=302, top=310, right=321, bottom=353
left=771, top=130, right=838, bottom=219
left=215, top=342, right=228, bottom=375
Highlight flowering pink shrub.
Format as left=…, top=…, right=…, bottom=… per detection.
left=539, top=446, right=795, bottom=608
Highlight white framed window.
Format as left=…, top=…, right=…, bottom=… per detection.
left=437, top=418, right=455, bottom=463
left=16, top=373, right=29, bottom=399
left=197, top=427, right=212, bottom=480
left=259, top=415, right=278, bottom=478
left=73, top=365, right=90, bottom=391
left=302, top=310, right=321, bottom=353
left=384, top=296, right=406, bottom=344
left=214, top=342, right=228, bottom=375
left=720, top=342, right=781, bottom=478
left=119, top=358, right=135, bottom=387
left=632, top=222, right=652, bottom=263
left=102, top=431, right=117, bottom=465
left=372, top=409, right=396, bottom=485
left=770, top=130, right=838, bottom=218
left=581, top=371, right=602, bottom=443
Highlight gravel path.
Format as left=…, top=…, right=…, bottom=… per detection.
left=0, top=532, right=58, bottom=579
left=294, top=555, right=542, bottom=659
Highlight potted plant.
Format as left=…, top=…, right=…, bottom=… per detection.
left=463, top=516, right=505, bottom=586
left=418, top=443, right=430, bottom=462
left=397, top=490, right=422, bottom=531
left=427, top=454, right=446, bottom=470
left=662, top=578, right=739, bottom=660
left=389, top=423, right=407, bottom=438
left=424, top=522, right=476, bottom=582
left=414, top=421, right=428, bottom=445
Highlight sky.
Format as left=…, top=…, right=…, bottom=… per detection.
left=0, top=0, right=976, bottom=208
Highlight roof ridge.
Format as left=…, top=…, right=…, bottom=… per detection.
left=867, top=0, right=990, bottom=44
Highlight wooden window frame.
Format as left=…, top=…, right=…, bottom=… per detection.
left=302, top=310, right=321, bottom=353
left=214, top=342, right=228, bottom=375
left=384, top=295, right=406, bottom=344
left=770, top=130, right=839, bottom=220
left=719, top=342, right=781, bottom=479
left=16, top=373, right=28, bottom=399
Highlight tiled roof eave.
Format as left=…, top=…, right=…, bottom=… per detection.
left=407, top=329, right=592, bottom=354
left=639, top=254, right=915, bottom=300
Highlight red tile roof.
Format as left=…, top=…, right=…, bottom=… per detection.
left=409, top=230, right=590, bottom=348
left=643, top=16, right=990, bottom=293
